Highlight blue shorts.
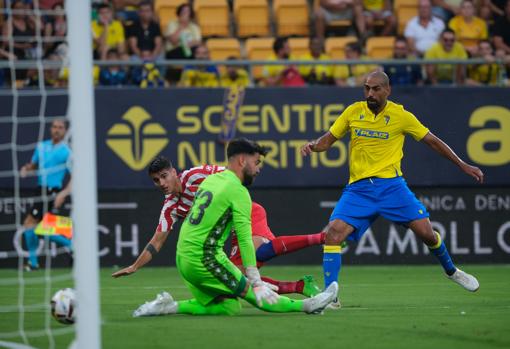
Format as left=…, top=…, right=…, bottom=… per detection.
left=330, top=177, right=429, bottom=241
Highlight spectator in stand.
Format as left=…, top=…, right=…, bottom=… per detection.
left=425, top=28, right=468, bottom=84
left=126, top=1, right=163, bottom=61
left=2, top=0, right=38, bottom=60
left=0, top=48, right=16, bottom=87
left=314, top=0, right=366, bottom=40
left=37, top=0, right=64, bottom=10
left=165, top=3, right=201, bottom=59
left=220, top=56, right=251, bottom=87
left=493, top=0, right=510, bottom=56
left=131, top=50, right=165, bottom=88
left=99, top=49, right=128, bottom=86
left=384, top=36, right=423, bottom=85
left=404, top=0, right=445, bottom=57
left=25, top=52, right=63, bottom=87
left=448, top=0, right=488, bottom=56
left=111, top=0, right=142, bottom=23
left=362, top=0, right=396, bottom=36
left=2, top=0, right=43, bottom=85
left=299, top=37, right=334, bottom=85
left=466, top=40, right=505, bottom=85
left=164, top=3, right=202, bottom=84
left=482, top=0, right=506, bottom=19
left=179, top=44, right=219, bottom=87
left=333, top=41, right=380, bottom=86
left=0, top=47, right=16, bottom=61
left=43, top=2, right=66, bottom=57
left=432, top=0, right=461, bottom=21
left=91, top=4, right=127, bottom=60
left=262, top=37, right=305, bottom=87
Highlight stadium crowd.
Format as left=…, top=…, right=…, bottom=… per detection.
left=0, top=0, right=509, bottom=87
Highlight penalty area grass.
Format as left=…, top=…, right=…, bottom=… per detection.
left=0, top=265, right=509, bottom=349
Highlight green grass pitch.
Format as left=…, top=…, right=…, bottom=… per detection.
left=1, top=265, right=509, bottom=349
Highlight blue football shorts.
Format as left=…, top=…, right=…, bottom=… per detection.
left=330, top=176, right=429, bottom=241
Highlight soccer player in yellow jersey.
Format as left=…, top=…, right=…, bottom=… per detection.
left=301, top=71, right=484, bottom=308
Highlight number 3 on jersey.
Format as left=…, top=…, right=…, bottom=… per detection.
left=188, top=190, right=213, bottom=225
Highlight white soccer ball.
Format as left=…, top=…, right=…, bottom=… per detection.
left=50, top=288, right=76, bottom=325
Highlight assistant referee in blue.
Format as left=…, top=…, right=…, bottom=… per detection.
left=20, top=118, right=72, bottom=270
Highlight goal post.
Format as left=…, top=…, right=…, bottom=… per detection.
left=66, top=0, right=101, bottom=348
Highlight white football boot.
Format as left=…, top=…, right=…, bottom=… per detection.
left=303, top=282, right=338, bottom=314
left=447, top=269, right=480, bottom=292
left=133, top=292, right=178, bottom=317
left=327, top=297, right=342, bottom=310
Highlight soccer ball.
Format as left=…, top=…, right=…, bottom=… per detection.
left=50, top=288, right=76, bottom=324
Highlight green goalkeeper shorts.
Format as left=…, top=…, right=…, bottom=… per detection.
left=176, top=253, right=247, bottom=305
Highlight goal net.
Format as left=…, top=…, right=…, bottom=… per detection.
left=0, top=1, right=100, bottom=348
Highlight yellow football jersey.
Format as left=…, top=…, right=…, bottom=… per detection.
left=91, top=20, right=125, bottom=49
left=329, top=100, right=429, bottom=183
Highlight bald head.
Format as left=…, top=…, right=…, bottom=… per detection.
left=364, top=71, right=391, bottom=114
left=366, top=71, right=390, bottom=87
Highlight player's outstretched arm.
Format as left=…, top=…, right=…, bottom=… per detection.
left=300, top=131, right=338, bottom=156
left=112, top=229, right=170, bottom=278
left=421, top=132, right=484, bottom=183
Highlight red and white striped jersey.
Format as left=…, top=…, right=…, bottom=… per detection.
left=157, top=165, right=225, bottom=233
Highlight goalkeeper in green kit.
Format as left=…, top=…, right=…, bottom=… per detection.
left=133, top=138, right=337, bottom=316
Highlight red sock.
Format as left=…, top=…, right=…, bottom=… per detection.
left=261, top=276, right=304, bottom=295
left=271, top=232, right=326, bottom=256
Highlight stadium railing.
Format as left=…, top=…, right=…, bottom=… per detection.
left=0, top=58, right=508, bottom=86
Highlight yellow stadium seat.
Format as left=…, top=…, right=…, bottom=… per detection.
left=288, top=37, right=310, bottom=57
left=325, top=36, right=358, bottom=59
left=194, top=0, right=230, bottom=37
left=394, top=0, right=418, bottom=9
left=273, top=0, right=310, bottom=37
left=234, top=0, right=271, bottom=38
left=206, top=38, right=242, bottom=60
left=155, top=0, right=187, bottom=31
left=245, top=37, right=275, bottom=79
left=394, top=0, right=419, bottom=35
left=366, top=36, right=396, bottom=58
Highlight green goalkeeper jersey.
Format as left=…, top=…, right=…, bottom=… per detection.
left=176, top=169, right=257, bottom=268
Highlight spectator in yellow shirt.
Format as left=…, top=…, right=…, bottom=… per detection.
left=220, top=57, right=251, bottom=88
left=466, top=40, right=505, bottom=85
left=91, top=4, right=127, bottom=60
left=179, top=44, right=220, bottom=87
left=299, top=38, right=334, bottom=85
left=425, top=28, right=468, bottom=84
left=362, top=0, right=396, bottom=35
left=262, top=37, right=305, bottom=87
left=448, top=0, right=488, bottom=56
left=334, top=42, right=380, bottom=86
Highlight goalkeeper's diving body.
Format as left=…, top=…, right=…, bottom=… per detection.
left=300, top=71, right=483, bottom=308
left=127, top=138, right=337, bottom=316
left=112, top=161, right=327, bottom=298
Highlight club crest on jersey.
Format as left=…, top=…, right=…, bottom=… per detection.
left=384, top=115, right=390, bottom=125
left=354, top=128, right=389, bottom=139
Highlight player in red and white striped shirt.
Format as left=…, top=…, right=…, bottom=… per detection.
left=113, top=156, right=325, bottom=297
left=156, top=164, right=224, bottom=234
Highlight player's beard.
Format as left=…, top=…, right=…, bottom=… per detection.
left=366, top=97, right=380, bottom=113
left=242, top=168, right=256, bottom=187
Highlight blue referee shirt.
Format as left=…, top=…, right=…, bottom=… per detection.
left=31, top=140, right=71, bottom=189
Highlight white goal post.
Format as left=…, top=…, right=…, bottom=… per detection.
left=66, top=1, right=101, bottom=348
